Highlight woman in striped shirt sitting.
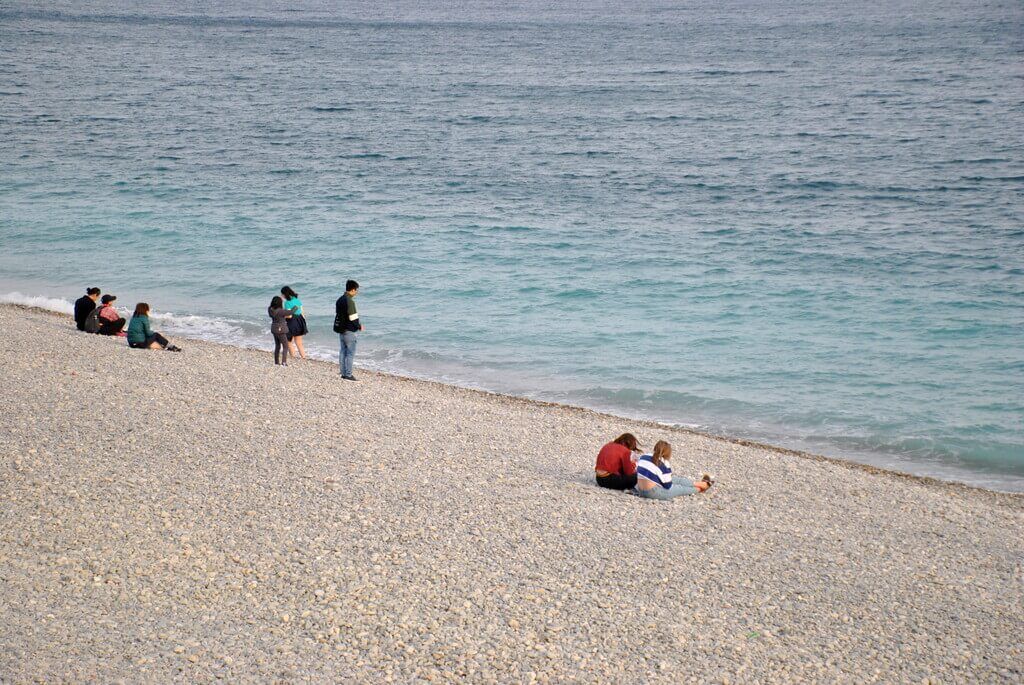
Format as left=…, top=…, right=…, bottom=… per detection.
left=635, top=440, right=713, bottom=500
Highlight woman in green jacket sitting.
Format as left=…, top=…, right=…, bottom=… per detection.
left=126, top=303, right=181, bottom=351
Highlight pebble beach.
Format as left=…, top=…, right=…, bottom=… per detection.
left=1, top=304, right=1021, bottom=683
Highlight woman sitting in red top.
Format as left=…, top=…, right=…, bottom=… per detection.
left=594, top=433, right=641, bottom=490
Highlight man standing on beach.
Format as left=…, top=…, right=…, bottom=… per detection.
left=335, top=280, right=362, bottom=381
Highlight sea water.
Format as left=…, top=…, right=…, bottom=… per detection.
left=1, top=0, right=1022, bottom=490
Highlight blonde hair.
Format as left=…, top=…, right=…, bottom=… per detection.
left=651, top=440, right=672, bottom=467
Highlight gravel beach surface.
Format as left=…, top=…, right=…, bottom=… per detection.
left=1, top=304, right=1021, bottom=683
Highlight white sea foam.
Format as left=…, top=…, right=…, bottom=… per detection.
left=0, top=291, right=75, bottom=315
left=150, top=310, right=251, bottom=343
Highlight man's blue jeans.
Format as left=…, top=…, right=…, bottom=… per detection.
left=339, top=331, right=357, bottom=376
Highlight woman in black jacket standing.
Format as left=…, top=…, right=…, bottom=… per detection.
left=268, top=296, right=298, bottom=366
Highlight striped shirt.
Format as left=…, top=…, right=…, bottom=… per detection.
left=636, top=455, right=672, bottom=489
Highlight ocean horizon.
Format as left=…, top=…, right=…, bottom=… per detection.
left=1, top=0, right=1022, bottom=491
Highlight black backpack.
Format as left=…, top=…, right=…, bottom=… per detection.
left=333, top=296, right=346, bottom=333
left=84, top=307, right=102, bottom=334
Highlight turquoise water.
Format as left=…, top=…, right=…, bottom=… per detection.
left=1, top=0, right=1022, bottom=490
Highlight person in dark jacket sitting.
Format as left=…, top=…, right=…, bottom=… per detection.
left=126, top=302, right=181, bottom=351
left=74, top=287, right=101, bottom=331
left=96, top=294, right=126, bottom=336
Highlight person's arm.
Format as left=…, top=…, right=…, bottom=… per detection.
left=75, top=299, right=92, bottom=329
left=621, top=449, right=637, bottom=476
left=287, top=306, right=298, bottom=318
left=142, top=316, right=153, bottom=338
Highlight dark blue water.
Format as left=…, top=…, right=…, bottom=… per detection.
left=2, top=0, right=1022, bottom=490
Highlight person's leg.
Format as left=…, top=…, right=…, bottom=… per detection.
left=639, top=480, right=699, bottom=500
left=295, top=335, right=306, bottom=359
left=342, top=332, right=357, bottom=377
left=274, top=337, right=281, bottom=364
left=348, top=333, right=357, bottom=375
left=596, top=473, right=637, bottom=490
left=99, top=318, right=125, bottom=335
left=145, top=333, right=169, bottom=349
left=287, top=333, right=298, bottom=356
left=280, top=333, right=289, bottom=365
left=342, top=331, right=350, bottom=374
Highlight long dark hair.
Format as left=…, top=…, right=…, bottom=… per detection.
left=612, top=433, right=640, bottom=452
left=133, top=302, right=149, bottom=317
left=281, top=286, right=298, bottom=300
left=268, top=296, right=283, bottom=316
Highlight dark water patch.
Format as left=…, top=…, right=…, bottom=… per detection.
left=693, top=69, right=784, bottom=78
left=553, top=288, right=599, bottom=299
left=780, top=180, right=858, bottom=190
left=309, top=106, right=354, bottom=112
left=934, top=158, right=1009, bottom=165
left=959, top=175, right=1024, bottom=182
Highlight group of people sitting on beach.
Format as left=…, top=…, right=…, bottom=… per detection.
left=595, top=433, right=714, bottom=500
left=74, top=288, right=182, bottom=352
left=74, top=279, right=363, bottom=377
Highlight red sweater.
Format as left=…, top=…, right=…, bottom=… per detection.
left=595, top=442, right=636, bottom=476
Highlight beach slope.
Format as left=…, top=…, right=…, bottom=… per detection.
left=1, top=305, right=1021, bottom=683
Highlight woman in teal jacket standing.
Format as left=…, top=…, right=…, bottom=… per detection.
left=281, top=286, right=308, bottom=360
left=126, top=303, right=181, bottom=351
